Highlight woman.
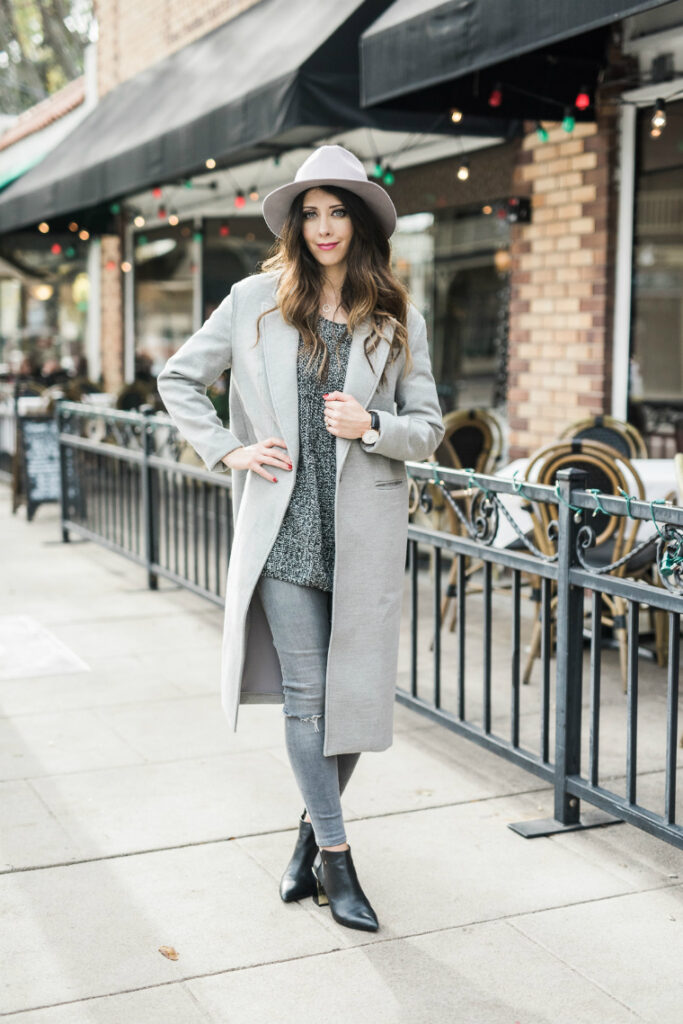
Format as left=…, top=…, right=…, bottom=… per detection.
left=157, top=145, right=444, bottom=933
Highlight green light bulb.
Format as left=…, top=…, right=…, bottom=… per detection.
left=383, top=169, right=395, bottom=186
left=562, top=113, right=575, bottom=133
left=536, top=124, right=549, bottom=142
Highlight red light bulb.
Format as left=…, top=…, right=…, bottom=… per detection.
left=234, top=192, right=246, bottom=209
left=488, top=84, right=503, bottom=108
left=575, top=89, right=590, bottom=111
left=50, top=242, right=62, bottom=254
left=219, top=224, right=230, bottom=236
left=152, top=186, right=162, bottom=199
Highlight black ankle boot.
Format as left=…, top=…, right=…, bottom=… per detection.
left=311, top=846, right=379, bottom=932
left=279, top=809, right=318, bottom=902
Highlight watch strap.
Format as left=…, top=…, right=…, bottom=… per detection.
left=369, top=410, right=380, bottom=431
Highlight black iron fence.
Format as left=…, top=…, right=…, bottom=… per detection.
left=57, top=401, right=683, bottom=850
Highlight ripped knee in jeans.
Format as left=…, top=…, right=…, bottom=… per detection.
left=283, top=708, right=324, bottom=733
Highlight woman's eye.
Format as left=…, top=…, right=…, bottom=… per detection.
left=303, top=211, right=315, bottom=219
left=333, top=208, right=347, bottom=217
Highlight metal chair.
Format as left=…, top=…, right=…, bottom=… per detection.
left=559, top=414, right=648, bottom=460
left=522, top=439, right=648, bottom=690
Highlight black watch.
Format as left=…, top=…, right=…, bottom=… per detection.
left=361, top=409, right=381, bottom=445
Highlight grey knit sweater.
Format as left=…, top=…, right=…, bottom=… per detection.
left=261, top=315, right=352, bottom=593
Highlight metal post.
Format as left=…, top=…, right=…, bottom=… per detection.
left=141, top=408, right=158, bottom=589
left=56, top=401, right=70, bottom=543
left=509, top=468, right=620, bottom=838
left=553, top=467, right=585, bottom=825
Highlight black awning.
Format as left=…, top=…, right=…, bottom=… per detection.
left=0, top=0, right=514, bottom=234
left=360, top=0, right=677, bottom=116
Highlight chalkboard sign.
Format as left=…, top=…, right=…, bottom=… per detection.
left=15, top=415, right=81, bottom=522
left=18, top=417, right=60, bottom=520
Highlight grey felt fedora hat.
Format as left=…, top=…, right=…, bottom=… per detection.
left=262, top=145, right=397, bottom=238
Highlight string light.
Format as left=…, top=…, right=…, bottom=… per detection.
left=133, top=214, right=145, bottom=227
left=38, top=222, right=49, bottom=233
left=536, top=122, right=549, bottom=142
left=249, top=185, right=259, bottom=201
left=382, top=166, right=395, bottom=185
left=78, top=229, right=90, bottom=240
left=152, top=185, right=162, bottom=199
left=68, top=221, right=79, bottom=232
left=50, top=242, right=62, bottom=255
left=575, top=87, right=590, bottom=111
left=562, top=108, right=575, bottom=133
left=651, top=98, right=667, bottom=132
left=168, top=211, right=179, bottom=226
left=372, top=159, right=383, bottom=178
left=450, top=107, right=463, bottom=123
left=234, top=191, right=246, bottom=209
left=121, top=261, right=132, bottom=273
left=157, top=204, right=167, bottom=219
left=219, top=223, right=230, bottom=236
left=457, top=159, right=470, bottom=181
left=488, top=83, right=503, bottom=108
left=205, top=158, right=216, bottom=170
left=109, top=202, right=121, bottom=215
left=482, top=205, right=492, bottom=215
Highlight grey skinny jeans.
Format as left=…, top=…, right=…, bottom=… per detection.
left=256, top=574, right=360, bottom=847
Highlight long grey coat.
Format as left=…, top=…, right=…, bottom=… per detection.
left=157, top=270, right=444, bottom=755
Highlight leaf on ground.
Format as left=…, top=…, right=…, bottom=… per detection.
left=158, top=945, right=179, bottom=960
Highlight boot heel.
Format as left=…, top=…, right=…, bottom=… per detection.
left=312, top=877, right=329, bottom=906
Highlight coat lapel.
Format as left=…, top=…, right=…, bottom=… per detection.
left=261, top=302, right=394, bottom=482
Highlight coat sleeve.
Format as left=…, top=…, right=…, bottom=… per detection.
left=360, top=306, right=445, bottom=462
left=156, top=287, right=244, bottom=474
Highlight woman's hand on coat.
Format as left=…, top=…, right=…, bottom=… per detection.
left=221, top=438, right=292, bottom=482
left=323, top=391, right=371, bottom=439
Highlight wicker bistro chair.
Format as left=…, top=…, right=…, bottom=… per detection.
left=428, top=410, right=506, bottom=628
left=412, top=408, right=499, bottom=560
left=559, top=414, right=648, bottom=460
left=522, top=439, right=651, bottom=691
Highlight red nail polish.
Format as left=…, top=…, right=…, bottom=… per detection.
left=272, top=476, right=277, bottom=482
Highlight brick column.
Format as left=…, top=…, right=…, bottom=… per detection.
left=507, top=108, right=617, bottom=459
left=100, top=236, right=124, bottom=394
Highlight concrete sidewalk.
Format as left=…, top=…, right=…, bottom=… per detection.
left=1, top=496, right=682, bottom=1023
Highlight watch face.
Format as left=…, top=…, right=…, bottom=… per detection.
left=362, top=428, right=380, bottom=444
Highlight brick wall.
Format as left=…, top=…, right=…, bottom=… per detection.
left=100, top=236, right=124, bottom=393
left=506, top=108, right=617, bottom=459
left=96, top=0, right=260, bottom=96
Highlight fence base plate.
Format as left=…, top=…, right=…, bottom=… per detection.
left=508, top=809, right=624, bottom=839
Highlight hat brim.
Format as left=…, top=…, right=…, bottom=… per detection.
left=262, top=177, right=397, bottom=238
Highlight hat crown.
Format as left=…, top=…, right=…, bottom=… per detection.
left=294, top=145, right=368, bottom=186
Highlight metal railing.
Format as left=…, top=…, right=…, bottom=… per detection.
left=57, top=401, right=683, bottom=850
left=57, top=401, right=233, bottom=603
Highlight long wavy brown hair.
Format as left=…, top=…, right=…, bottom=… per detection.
left=254, top=185, right=413, bottom=390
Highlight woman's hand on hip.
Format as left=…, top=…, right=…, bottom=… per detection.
left=221, top=438, right=292, bottom=482
left=323, top=391, right=372, bottom=439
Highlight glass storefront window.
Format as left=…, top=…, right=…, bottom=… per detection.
left=0, top=235, right=88, bottom=376
left=135, top=225, right=194, bottom=378
left=394, top=207, right=510, bottom=414
left=632, top=101, right=683, bottom=402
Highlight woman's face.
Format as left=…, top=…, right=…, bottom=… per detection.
left=301, top=187, right=354, bottom=271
